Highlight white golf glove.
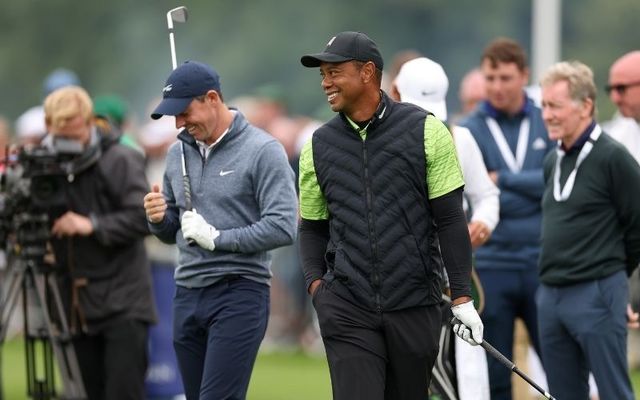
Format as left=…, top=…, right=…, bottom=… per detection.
left=181, top=209, right=220, bottom=251
left=451, top=300, right=484, bottom=345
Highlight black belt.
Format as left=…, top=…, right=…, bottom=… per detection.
left=220, top=274, right=243, bottom=283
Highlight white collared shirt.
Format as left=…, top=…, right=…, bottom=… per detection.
left=195, top=110, right=236, bottom=159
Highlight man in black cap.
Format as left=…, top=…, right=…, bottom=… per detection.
left=298, top=31, right=484, bottom=399
left=143, top=61, right=298, bottom=400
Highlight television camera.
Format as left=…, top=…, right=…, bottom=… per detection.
left=0, top=141, right=87, bottom=400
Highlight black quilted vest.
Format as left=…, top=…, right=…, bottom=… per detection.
left=312, top=93, right=443, bottom=312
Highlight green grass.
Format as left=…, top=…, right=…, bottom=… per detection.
left=2, top=337, right=68, bottom=399
left=631, top=370, right=640, bottom=395
left=2, top=337, right=640, bottom=399
left=248, top=350, right=331, bottom=400
left=0, top=338, right=332, bottom=400
left=2, top=338, right=33, bottom=400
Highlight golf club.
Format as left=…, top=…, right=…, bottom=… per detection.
left=451, top=318, right=556, bottom=400
left=180, top=142, right=193, bottom=213
left=167, top=6, right=188, bottom=70
left=166, top=6, right=195, bottom=246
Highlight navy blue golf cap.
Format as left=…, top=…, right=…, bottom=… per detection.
left=301, top=31, right=384, bottom=71
left=151, top=60, right=221, bottom=120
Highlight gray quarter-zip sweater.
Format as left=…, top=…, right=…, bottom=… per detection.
left=149, top=110, right=298, bottom=288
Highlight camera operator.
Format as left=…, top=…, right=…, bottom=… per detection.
left=43, top=86, right=157, bottom=400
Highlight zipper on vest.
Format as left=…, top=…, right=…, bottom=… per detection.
left=362, top=139, right=382, bottom=313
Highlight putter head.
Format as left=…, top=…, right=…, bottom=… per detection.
left=168, top=6, right=188, bottom=23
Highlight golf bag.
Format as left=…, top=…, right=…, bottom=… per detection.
left=428, top=267, right=485, bottom=400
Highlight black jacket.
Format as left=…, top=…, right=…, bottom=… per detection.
left=48, top=120, right=157, bottom=334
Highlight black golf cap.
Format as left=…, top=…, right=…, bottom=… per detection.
left=151, top=60, right=221, bottom=120
left=301, top=31, right=384, bottom=70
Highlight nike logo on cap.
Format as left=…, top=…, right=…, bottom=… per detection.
left=219, top=170, right=234, bottom=176
left=163, top=84, right=173, bottom=93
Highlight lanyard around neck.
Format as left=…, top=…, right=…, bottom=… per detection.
left=553, top=125, right=602, bottom=202
left=485, top=117, right=530, bottom=173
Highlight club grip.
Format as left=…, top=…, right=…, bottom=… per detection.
left=480, top=340, right=515, bottom=370
left=451, top=317, right=512, bottom=369
left=182, top=175, right=196, bottom=247
left=183, top=175, right=192, bottom=211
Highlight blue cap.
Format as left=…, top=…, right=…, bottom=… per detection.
left=151, top=61, right=221, bottom=120
left=43, top=68, right=80, bottom=96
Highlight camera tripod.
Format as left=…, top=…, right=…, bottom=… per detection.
left=0, top=255, right=86, bottom=400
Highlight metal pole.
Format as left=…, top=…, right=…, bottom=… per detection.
left=531, top=0, right=562, bottom=83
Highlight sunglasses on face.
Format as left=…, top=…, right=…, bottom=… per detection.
left=605, top=80, right=640, bottom=95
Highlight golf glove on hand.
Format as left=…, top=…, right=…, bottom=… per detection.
left=451, top=300, right=483, bottom=345
left=181, top=209, right=220, bottom=251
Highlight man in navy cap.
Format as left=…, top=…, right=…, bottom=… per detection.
left=298, top=31, right=484, bottom=399
left=143, top=61, right=298, bottom=400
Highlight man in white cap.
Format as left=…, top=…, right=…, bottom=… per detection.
left=394, top=57, right=499, bottom=248
left=393, top=56, right=498, bottom=400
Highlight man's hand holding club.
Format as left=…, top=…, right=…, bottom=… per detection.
left=451, top=299, right=484, bottom=345
left=181, top=209, right=219, bottom=251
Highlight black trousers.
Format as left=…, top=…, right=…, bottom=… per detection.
left=312, top=282, right=441, bottom=400
left=72, top=319, right=149, bottom=400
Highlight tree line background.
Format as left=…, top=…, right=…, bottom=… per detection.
left=1, top=0, right=638, bottom=125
